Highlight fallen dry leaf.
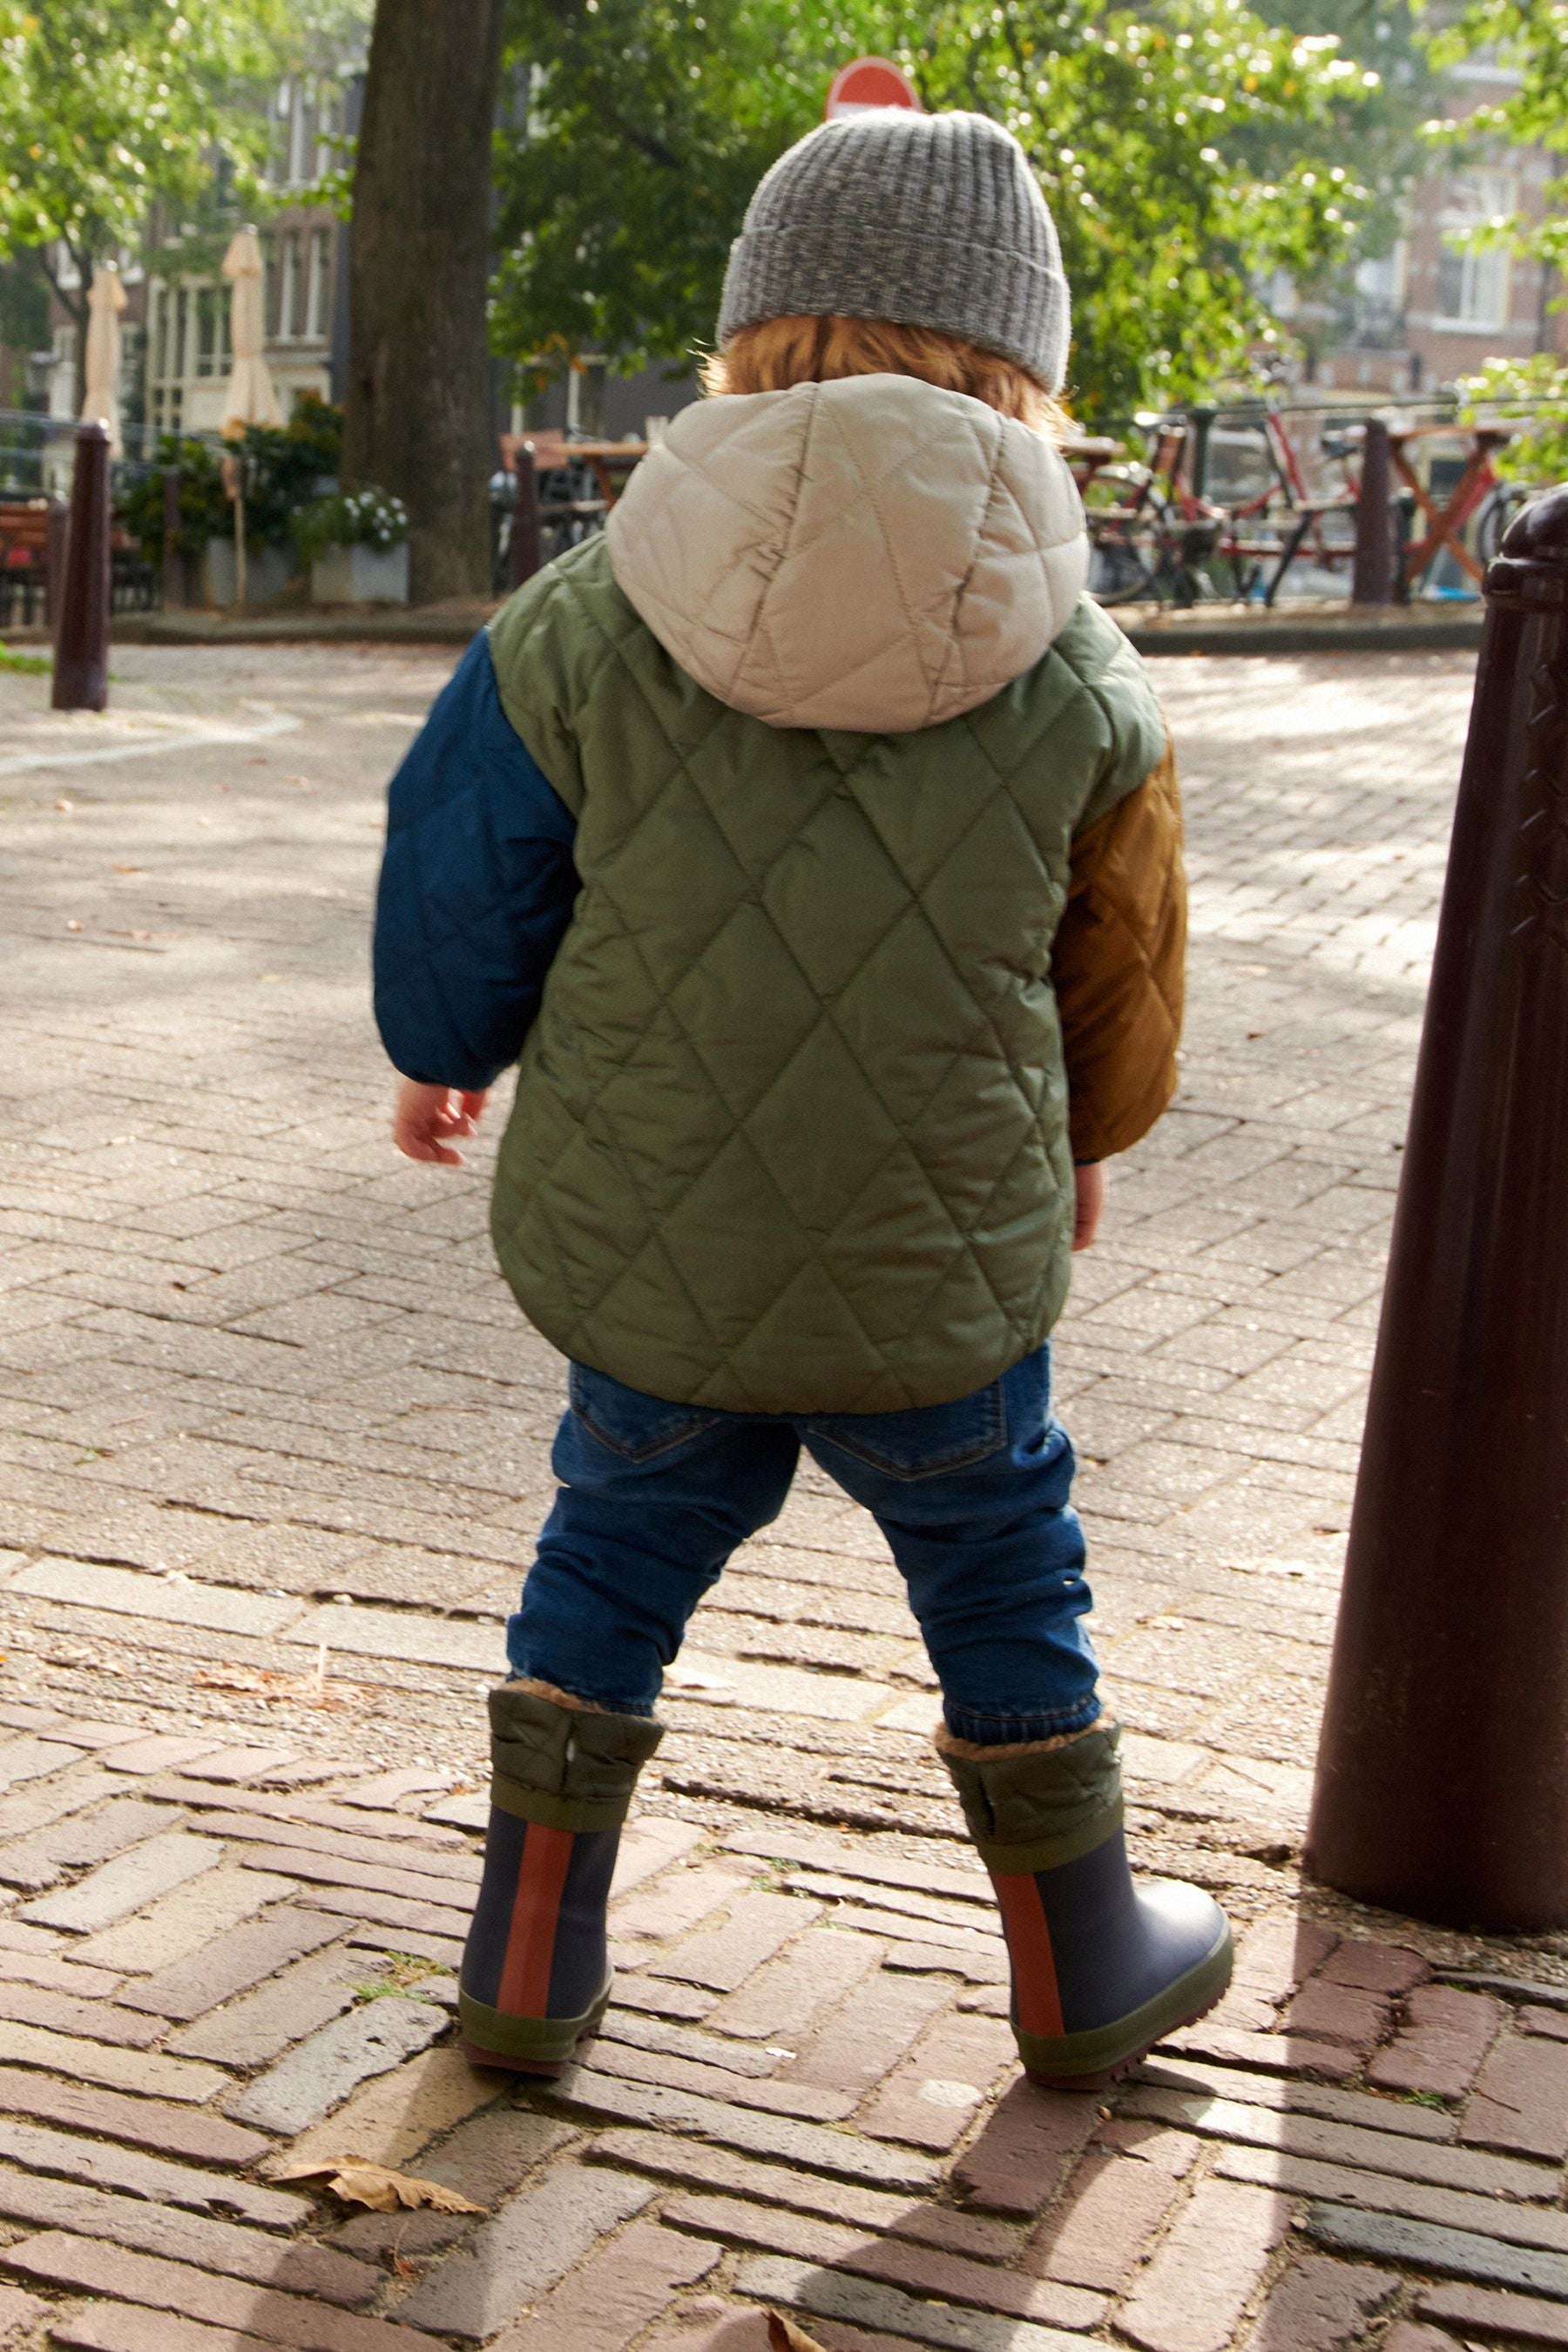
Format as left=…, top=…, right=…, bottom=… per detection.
left=767, top=2316, right=828, bottom=2352
left=193, top=1664, right=374, bottom=1713
left=275, top=2157, right=484, bottom=2215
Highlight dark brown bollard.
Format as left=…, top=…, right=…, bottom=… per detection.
left=44, top=496, right=69, bottom=632
left=51, top=421, right=112, bottom=713
left=1305, top=485, right=1568, bottom=1930
left=1350, top=416, right=1394, bottom=608
left=510, top=443, right=542, bottom=588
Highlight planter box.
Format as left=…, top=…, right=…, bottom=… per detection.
left=199, top=540, right=299, bottom=610
left=311, top=543, right=409, bottom=606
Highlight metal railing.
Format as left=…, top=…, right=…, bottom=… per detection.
left=1083, top=395, right=1553, bottom=607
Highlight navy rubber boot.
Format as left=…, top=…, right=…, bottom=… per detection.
left=940, top=1719, right=1232, bottom=2090
left=458, top=1686, right=663, bottom=2075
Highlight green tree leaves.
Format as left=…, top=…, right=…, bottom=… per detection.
left=1431, top=0, right=1568, bottom=474
left=0, top=1, right=334, bottom=321
left=495, top=0, right=1375, bottom=417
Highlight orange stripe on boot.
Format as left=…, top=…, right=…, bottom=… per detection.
left=497, top=1822, right=575, bottom=2017
left=991, top=1872, right=1064, bottom=2038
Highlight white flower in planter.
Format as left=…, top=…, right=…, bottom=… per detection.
left=298, top=489, right=411, bottom=606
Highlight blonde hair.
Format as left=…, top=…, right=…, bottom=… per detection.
left=701, top=314, right=1071, bottom=441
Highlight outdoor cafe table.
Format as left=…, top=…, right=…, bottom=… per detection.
left=1380, top=417, right=1511, bottom=591
left=501, top=433, right=648, bottom=508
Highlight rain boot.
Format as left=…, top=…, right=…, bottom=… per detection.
left=939, top=1717, right=1231, bottom=2091
left=458, top=1683, right=663, bottom=2074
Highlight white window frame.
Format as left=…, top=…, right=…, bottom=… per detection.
left=1434, top=170, right=1515, bottom=332
left=279, top=233, right=300, bottom=341
left=305, top=226, right=331, bottom=342
left=287, top=81, right=312, bottom=186
left=48, top=323, right=78, bottom=418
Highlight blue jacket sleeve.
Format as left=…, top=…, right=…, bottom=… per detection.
left=373, top=632, right=579, bottom=1090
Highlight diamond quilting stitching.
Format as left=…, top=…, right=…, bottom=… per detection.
left=605, top=781, right=1052, bottom=1387
left=612, top=381, right=1085, bottom=732
left=569, top=790, right=956, bottom=1383
left=490, top=544, right=1145, bottom=1407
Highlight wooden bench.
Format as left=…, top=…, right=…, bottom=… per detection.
left=0, top=498, right=53, bottom=628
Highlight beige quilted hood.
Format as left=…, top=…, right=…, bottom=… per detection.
left=605, top=375, right=1089, bottom=733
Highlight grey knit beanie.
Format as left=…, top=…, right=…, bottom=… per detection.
left=717, top=111, right=1071, bottom=392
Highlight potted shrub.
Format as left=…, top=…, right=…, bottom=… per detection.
left=121, top=401, right=351, bottom=608
left=117, top=435, right=240, bottom=606
left=295, top=487, right=410, bottom=605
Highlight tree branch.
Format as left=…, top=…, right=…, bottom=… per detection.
left=604, top=108, right=682, bottom=171
left=33, top=242, right=85, bottom=335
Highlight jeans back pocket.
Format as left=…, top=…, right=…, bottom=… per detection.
left=806, top=1378, right=1006, bottom=1481
left=568, top=1362, right=725, bottom=1463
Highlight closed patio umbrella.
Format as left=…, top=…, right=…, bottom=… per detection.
left=219, top=226, right=280, bottom=436
left=218, top=226, right=280, bottom=606
left=80, top=260, right=128, bottom=455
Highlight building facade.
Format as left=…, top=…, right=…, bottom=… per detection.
left=1315, top=65, right=1565, bottom=395
left=143, top=75, right=355, bottom=436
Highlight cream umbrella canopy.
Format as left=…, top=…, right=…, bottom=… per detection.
left=219, top=226, right=281, bottom=435
left=80, top=260, right=128, bottom=455
left=218, top=227, right=280, bottom=608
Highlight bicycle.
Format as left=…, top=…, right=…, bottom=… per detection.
left=1085, top=416, right=1226, bottom=606
left=1085, top=406, right=1361, bottom=608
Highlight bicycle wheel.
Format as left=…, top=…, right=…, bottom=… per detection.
left=1087, top=511, right=1198, bottom=606
left=1087, top=529, right=1159, bottom=605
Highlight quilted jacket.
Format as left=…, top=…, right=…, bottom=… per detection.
left=375, top=375, right=1185, bottom=1413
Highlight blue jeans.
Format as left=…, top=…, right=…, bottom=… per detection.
left=506, top=1343, right=1098, bottom=1746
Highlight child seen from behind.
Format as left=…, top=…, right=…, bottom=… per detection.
left=374, top=108, right=1232, bottom=2099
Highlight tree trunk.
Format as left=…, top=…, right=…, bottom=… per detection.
left=341, top=0, right=504, bottom=605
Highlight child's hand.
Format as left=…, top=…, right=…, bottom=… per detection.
left=393, top=1082, right=488, bottom=1166
left=1072, top=1162, right=1105, bottom=1252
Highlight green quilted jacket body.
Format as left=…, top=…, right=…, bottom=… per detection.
left=485, top=516, right=1166, bottom=1416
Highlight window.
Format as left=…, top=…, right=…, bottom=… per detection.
left=1435, top=170, right=1514, bottom=330
left=1355, top=247, right=1406, bottom=310
left=1436, top=242, right=1508, bottom=328
left=288, top=81, right=314, bottom=186
left=306, top=227, right=332, bottom=341
left=314, top=86, right=339, bottom=177
left=48, top=324, right=77, bottom=418
left=147, top=276, right=231, bottom=410
left=278, top=232, right=306, bottom=339
left=270, top=78, right=292, bottom=186
left=194, top=285, right=229, bottom=377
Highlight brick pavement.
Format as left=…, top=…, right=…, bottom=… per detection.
left=0, top=639, right=1563, bottom=2349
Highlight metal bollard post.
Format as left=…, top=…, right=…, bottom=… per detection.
left=510, top=443, right=542, bottom=589
left=1304, top=486, right=1568, bottom=1930
left=161, top=466, right=185, bottom=610
left=1394, top=489, right=1416, bottom=605
left=1188, top=403, right=1216, bottom=504
left=51, top=422, right=112, bottom=712
left=44, top=496, right=69, bottom=633
left=1350, top=417, right=1394, bottom=607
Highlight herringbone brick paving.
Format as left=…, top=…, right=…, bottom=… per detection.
left=0, top=640, right=1562, bottom=2349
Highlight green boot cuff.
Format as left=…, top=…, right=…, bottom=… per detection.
left=940, top=1721, right=1123, bottom=1873
left=487, top=1685, right=664, bottom=1834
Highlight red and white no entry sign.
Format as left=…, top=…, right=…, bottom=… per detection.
left=825, top=57, right=923, bottom=118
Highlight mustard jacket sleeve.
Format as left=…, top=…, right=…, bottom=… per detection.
left=1054, top=736, right=1186, bottom=1163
